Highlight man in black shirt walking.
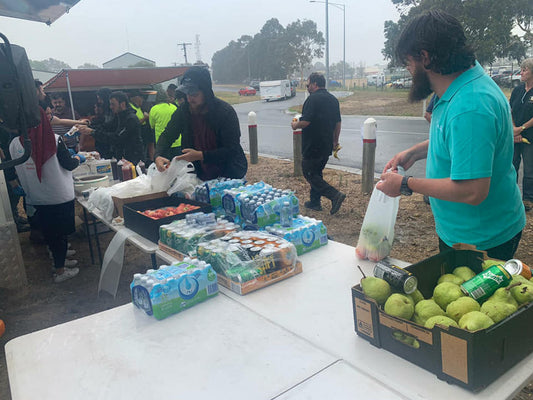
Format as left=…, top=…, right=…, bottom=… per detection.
left=291, top=72, right=346, bottom=214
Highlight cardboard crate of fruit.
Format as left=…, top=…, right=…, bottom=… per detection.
left=351, top=245, right=533, bottom=392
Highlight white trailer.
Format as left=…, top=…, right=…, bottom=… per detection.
left=260, top=80, right=292, bottom=102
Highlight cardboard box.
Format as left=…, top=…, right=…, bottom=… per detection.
left=159, top=243, right=302, bottom=295
left=123, top=197, right=211, bottom=243
left=112, top=192, right=168, bottom=218
left=217, top=260, right=303, bottom=295
left=351, top=246, right=533, bottom=392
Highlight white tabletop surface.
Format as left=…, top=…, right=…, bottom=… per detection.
left=6, top=240, right=532, bottom=400
left=221, top=241, right=533, bottom=400
left=6, top=296, right=342, bottom=400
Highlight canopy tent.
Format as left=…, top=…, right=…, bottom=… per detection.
left=0, top=0, right=81, bottom=25
left=44, top=67, right=189, bottom=92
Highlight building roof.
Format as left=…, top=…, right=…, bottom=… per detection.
left=43, top=66, right=189, bottom=92
left=103, top=52, right=155, bottom=66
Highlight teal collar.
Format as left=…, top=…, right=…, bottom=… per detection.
left=438, top=61, right=484, bottom=104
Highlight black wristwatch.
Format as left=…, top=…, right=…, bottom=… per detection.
left=400, top=175, right=413, bottom=196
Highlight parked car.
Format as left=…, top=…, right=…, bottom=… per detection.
left=392, top=78, right=412, bottom=89
left=239, top=86, right=257, bottom=96
left=249, top=80, right=260, bottom=90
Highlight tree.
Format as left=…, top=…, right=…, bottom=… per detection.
left=77, top=63, right=99, bottom=69
left=383, top=0, right=532, bottom=66
left=212, top=18, right=324, bottom=84
left=129, top=60, right=156, bottom=68
left=284, top=20, right=324, bottom=82
left=330, top=61, right=356, bottom=80
left=30, top=58, right=71, bottom=72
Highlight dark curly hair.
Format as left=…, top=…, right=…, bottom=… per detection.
left=395, top=10, right=475, bottom=75
left=308, top=72, right=326, bottom=88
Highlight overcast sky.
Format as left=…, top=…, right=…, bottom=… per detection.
left=0, top=0, right=399, bottom=69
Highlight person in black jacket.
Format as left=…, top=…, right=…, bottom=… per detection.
left=154, top=67, right=247, bottom=181
left=78, top=91, right=143, bottom=164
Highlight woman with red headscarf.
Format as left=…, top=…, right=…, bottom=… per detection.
left=9, top=107, right=83, bottom=283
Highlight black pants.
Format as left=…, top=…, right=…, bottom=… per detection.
left=513, top=142, right=533, bottom=201
left=35, top=200, right=75, bottom=270
left=302, top=156, right=340, bottom=204
left=438, top=230, right=523, bottom=261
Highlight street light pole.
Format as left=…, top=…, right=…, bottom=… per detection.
left=310, top=1, right=346, bottom=89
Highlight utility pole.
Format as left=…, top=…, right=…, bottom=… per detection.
left=177, top=42, right=192, bottom=64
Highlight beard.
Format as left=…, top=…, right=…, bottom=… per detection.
left=408, top=65, right=433, bottom=103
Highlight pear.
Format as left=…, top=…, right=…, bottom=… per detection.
left=408, top=289, right=424, bottom=305
left=510, top=282, right=533, bottom=305
left=459, top=311, right=495, bottom=332
left=413, top=299, right=445, bottom=325
left=361, top=276, right=391, bottom=305
left=511, top=275, right=530, bottom=285
left=487, top=287, right=518, bottom=308
left=433, top=282, right=465, bottom=310
left=480, top=300, right=517, bottom=323
left=392, top=331, right=420, bottom=348
left=437, top=274, right=464, bottom=285
left=482, top=259, right=503, bottom=271
left=425, top=315, right=459, bottom=329
left=453, top=266, right=476, bottom=282
left=446, top=297, right=480, bottom=322
left=384, top=293, right=415, bottom=320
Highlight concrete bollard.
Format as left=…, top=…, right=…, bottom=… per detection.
left=361, top=117, right=377, bottom=194
left=248, top=111, right=258, bottom=164
left=292, top=113, right=303, bottom=176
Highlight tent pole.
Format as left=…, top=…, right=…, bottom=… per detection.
left=65, top=70, right=76, bottom=119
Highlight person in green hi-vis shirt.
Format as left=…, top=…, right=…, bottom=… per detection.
left=128, top=90, right=154, bottom=162
left=150, top=93, right=182, bottom=160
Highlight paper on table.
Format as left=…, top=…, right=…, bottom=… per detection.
left=98, top=229, right=130, bottom=297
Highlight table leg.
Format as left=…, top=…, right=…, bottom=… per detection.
left=82, top=207, right=95, bottom=265
left=91, top=213, right=103, bottom=265
left=151, top=253, right=157, bottom=269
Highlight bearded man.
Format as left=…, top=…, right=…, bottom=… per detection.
left=377, top=10, right=525, bottom=260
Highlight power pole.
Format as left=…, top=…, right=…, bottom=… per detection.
left=195, top=34, right=202, bottom=63
left=178, top=42, right=192, bottom=64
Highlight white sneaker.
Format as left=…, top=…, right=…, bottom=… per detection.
left=53, top=267, right=79, bottom=283
left=64, top=259, right=78, bottom=267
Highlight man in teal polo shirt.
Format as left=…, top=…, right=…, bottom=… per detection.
left=377, top=10, right=525, bottom=260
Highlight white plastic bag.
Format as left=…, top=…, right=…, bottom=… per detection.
left=356, top=185, right=399, bottom=262
left=167, top=163, right=202, bottom=198
left=150, top=158, right=197, bottom=193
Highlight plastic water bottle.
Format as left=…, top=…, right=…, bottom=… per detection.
left=280, top=201, right=292, bottom=227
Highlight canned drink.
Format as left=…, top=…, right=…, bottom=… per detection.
left=503, top=259, right=525, bottom=277
left=373, top=260, right=418, bottom=294
left=225, top=266, right=262, bottom=282
left=460, top=265, right=512, bottom=302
